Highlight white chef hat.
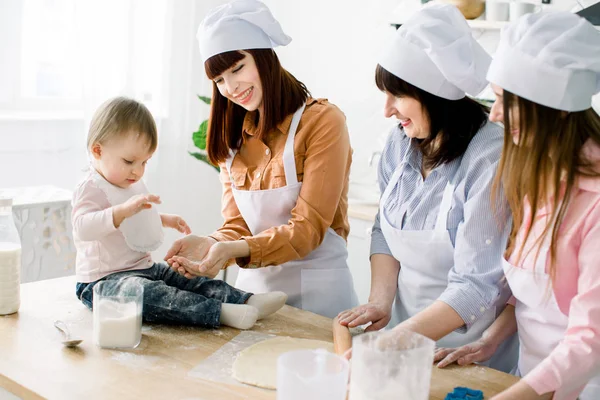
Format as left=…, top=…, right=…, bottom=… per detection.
left=378, top=3, right=491, bottom=100
left=197, top=0, right=291, bottom=63
left=487, top=11, right=600, bottom=112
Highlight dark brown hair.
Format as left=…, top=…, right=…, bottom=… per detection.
left=204, top=49, right=310, bottom=165
left=492, top=92, right=600, bottom=281
left=375, top=65, right=489, bottom=170
left=88, top=96, right=158, bottom=153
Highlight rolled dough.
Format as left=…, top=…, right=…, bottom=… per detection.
left=232, top=336, right=334, bottom=389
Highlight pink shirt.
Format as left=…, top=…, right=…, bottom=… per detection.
left=72, top=172, right=153, bottom=283
left=508, top=141, right=600, bottom=397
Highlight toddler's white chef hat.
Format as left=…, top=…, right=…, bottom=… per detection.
left=487, top=11, right=600, bottom=112
left=197, top=0, right=291, bottom=63
left=378, top=3, right=491, bottom=100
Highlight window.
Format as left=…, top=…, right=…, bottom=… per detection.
left=21, top=0, right=81, bottom=101
left=1, top=0, right=171, bottom=117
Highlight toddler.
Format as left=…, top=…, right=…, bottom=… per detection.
left=73, top=97, right=286, bottom=329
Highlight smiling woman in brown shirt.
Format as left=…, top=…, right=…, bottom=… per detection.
left=165, top=0, right=358, bottom=318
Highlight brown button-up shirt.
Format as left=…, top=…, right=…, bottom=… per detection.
left=210, top=98, right=352, bottom=268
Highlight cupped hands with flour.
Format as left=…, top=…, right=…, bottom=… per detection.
left=165, top=235, right=248, bottom=279
left=72, top=97, right=287, bottom=332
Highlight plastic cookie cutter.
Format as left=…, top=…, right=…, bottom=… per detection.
left=444, top=386, right=484, bottom=400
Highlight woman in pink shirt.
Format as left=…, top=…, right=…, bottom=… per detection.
left=433, top=11, right=600, bottom=400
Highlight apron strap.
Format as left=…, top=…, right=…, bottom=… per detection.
left=394, top=178, right=454, bottom=232
left=380, top=167, right=404, bottom=209
left=225, top=149, right=237, bottom=187
left=282, top=103, right=306, bottom=186
left=380, top=145, right=457, bottom=232
left=380, top=139, right=412, bottom=225
left=434, top=180, right=455, bottom=231
left=226, top=103, right=306, bottom=188
left=533, top=202, right=563, bottom=273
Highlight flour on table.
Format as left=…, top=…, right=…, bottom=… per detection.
left=232, top=336, right=334, bottom=390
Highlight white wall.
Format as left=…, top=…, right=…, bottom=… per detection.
left=146, top=0, right=227, bottom=260
left=263, top=0, right=400, bottom=186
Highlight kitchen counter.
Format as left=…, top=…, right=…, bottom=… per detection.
left=0, top=276, right=518, bottom=399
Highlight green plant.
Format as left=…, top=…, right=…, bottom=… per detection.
left=189, top=95, right=219, bottom=172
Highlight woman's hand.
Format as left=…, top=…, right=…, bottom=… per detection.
left=435, top=304, right=518, bottom=368
left=166, top=239, right=250, bottom=279
left=195, top=241, right=249, bottom=278
left=336, top=302, right=393, bottom=332
left=164, top=235, right=217, bottom=278
left=434, top=335, right=499, bottom=368
left=160, top=214, right=191, bottom=234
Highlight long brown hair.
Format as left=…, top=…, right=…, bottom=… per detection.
left=493, top=92, right=600, bottom=281
left=375, top=65, right=490, bottom=170
left=204, top=49, right=310, bottom=165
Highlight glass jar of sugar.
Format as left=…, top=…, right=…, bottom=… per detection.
left=93, top=280, right=143, bottom=349
left=0, top=197, right=22, bottom=315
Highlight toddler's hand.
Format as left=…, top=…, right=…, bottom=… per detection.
left=161, top=214, right=191, bottom=234
left=113, top=194, right=161, bottom=228
left=122, top=194, right=161, bottom=218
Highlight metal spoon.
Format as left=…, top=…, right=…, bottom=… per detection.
left=54, top=320, right=82, bottom=348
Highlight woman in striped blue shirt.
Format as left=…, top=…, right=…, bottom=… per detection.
left=337, top=4, right=517, bottom=372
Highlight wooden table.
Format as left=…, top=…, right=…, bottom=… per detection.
left=0, top=277, right=518, bottom=399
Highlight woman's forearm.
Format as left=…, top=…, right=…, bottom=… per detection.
left=492, top=381, right=553, bottom=400
left=368, top=254, right=401, bottom=308
left=395, top=301, right=464, bottom=341
left=226, top=239, right=250, bottom=258
left=483, top=304, right=517, bottom=345
left=395, top=303, right=517, bottom=346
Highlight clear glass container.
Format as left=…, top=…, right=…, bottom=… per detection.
left=0, top=198, right=22, bottom=315
left=93, top=280, right=143, bottom=349
left=277, top=349, right=349, bottom=400
left=349, top=330, right=435, bottom=400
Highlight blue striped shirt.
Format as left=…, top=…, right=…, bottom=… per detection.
left=370, top=120, right=512, bottom=331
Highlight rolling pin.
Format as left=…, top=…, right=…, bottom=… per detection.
left=333, top=316, right=353, bottom=355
